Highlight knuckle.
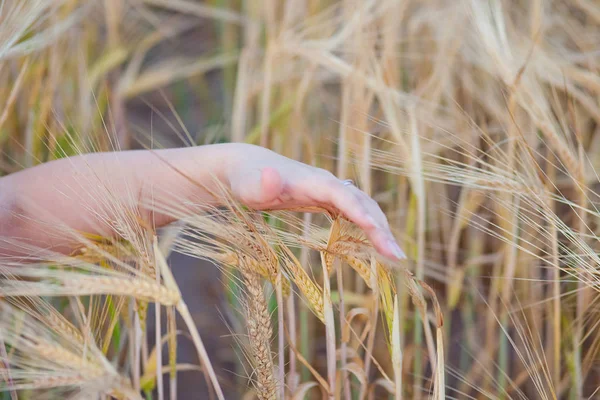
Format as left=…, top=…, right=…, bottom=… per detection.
left=329, top=179, right=343, bottom=190
left=316, top=167, right=335, bottom=178
left=365, top=196, right=380, bottom=207
left=323, top=177, right=342, bottom=189
left=354, top=190, right=372, bottom=204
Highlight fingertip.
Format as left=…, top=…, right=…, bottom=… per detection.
left=369, top=232, right=406, bottom=261
left=388, top=239, right=407, bottom=260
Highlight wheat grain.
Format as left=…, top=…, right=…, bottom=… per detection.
left=282, top=255, right=325, bottom=323
left=31, top=341, right=105, bottom=377
left=62, top=277, right=180, bottom=305
left=44, top=311, right=85, bottom=344
left=220, top=251, right=291, bottom=296
left=240, top=262, right=276, bottom=400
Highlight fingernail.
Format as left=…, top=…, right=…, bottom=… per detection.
left=388, top=240, right=406, bottom=260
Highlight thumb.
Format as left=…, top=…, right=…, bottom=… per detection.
left=232, top=167, right=283, bottom=207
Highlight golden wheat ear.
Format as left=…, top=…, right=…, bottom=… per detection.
left=238, top=256, right=277, bottom=400
left=0, top=300, right=139, bottom=398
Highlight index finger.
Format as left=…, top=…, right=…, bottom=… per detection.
left=307, top=177, right=406, bottom=260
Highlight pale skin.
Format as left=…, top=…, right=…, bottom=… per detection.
left=0, top=143, right=405, bottom=259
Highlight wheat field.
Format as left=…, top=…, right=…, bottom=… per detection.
left=0, top=0, right=599, bottom=399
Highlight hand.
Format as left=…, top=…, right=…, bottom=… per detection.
left=225, top=144, right=405, bottom=260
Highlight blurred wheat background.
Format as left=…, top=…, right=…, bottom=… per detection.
left=1, top=0, right=600, bottom=399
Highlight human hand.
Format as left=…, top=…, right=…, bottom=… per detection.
left=224, top=144, right=405, bottom=260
